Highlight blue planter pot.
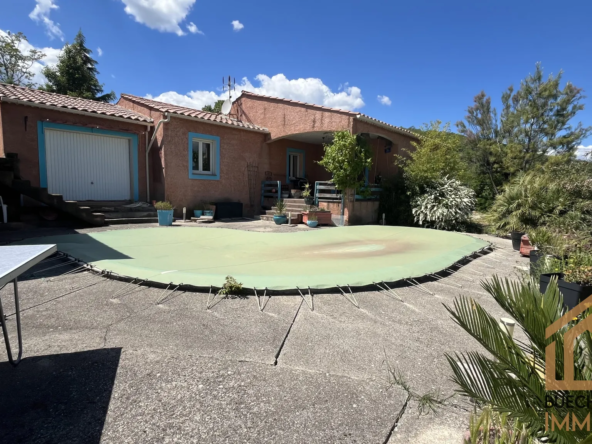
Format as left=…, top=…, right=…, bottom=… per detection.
left=204, top=210, right=214, bottom=217
left=157, top=210, right=174, bottom=226
left=273, top=215, right=287, bottom=225
left=307, top=220, right=318, bottom=228
left=193, top=210, right=203, bottom=217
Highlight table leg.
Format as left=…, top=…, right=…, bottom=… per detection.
left=0, top=278, right=23, bottom=366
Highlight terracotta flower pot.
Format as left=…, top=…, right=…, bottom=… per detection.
left=520, top=235, right=533, bottom=257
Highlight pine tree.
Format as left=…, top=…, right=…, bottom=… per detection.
left=42, top=30, right=115, bottom=102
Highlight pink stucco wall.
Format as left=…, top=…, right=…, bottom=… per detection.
left=232, top=94, right=354, bottom=141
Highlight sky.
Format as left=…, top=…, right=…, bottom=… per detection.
left=1, top=0, right=591, bottom=157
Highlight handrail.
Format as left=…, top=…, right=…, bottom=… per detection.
left=261, top=181, right=281, bottom=207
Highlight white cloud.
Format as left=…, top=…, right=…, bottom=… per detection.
left=146, top=73, right=365, bottom=111
left=29, top=0, right=64, bottom=41
left=186, top=22, right=203, bottom=35
left=377, top=95, right=391, bottom=106
left=121, top=0, right=196, bottom=36
left=97, top=47, right=103, bottom=56
left=231, top=20, right=244, bottom=32
left=0, top=29, right=62, bottom=86
left=576, top=145, right=592, bottom=160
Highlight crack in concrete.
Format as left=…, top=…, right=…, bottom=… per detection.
left=382, top=393, right=411, bottom=444
left=273, top=298, right=303, bottom=366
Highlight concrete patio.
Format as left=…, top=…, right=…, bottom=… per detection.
left=0, top=221, right=528, bottom=443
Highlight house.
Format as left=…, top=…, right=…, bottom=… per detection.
left=0, top=82, right=419, bottom=225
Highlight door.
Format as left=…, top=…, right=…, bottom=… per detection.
left=45, top=129, right=132, bottom=201
left=288, top=152, right=301, bottom=179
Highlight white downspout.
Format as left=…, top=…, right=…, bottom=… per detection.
left=146, top=112, right=170, bottom=203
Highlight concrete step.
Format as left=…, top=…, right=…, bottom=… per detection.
left=104, top=217, right=158, bottom=225
left=93, top=211, right=157, bottom=219
left=282, top=198, right=305, bottom=204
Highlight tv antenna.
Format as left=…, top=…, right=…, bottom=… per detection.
left=221, top=75, right=236, bottom=115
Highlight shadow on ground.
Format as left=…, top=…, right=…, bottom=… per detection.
left=0, top=348, right=121, bottom=444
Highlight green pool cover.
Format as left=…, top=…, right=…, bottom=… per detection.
left=20, top=226, right=488, bottom=291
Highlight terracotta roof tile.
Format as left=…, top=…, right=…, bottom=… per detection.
left=238, top=91, right=419, bottom=138
left=0, top=83, right=153, bottom=123
left=119, top=93, right=268, bottom=132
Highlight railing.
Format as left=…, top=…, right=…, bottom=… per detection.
left=314, top=181, right=342, bottom=206
left=355, top=185, right=382, bottom=201
left=260, top=181, right=281, bottom=207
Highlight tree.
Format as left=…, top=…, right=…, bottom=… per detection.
left=458, top=64, right=591, bottom=186
left=317, top=130, right=373, bottom=196
left=395, top=121, right=469, bottom=196
left=202, top=100, right=225, bottom=113
left=42, top=30, right=115, bottom=102
left=456, top=92, right=506, bottom=197
left=0, top=31, right=45, bottom=87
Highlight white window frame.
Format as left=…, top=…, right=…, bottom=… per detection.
left=192, top=138, right=216, bottom=175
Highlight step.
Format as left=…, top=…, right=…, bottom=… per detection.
left=93, top=211, right=157, bottom=219
left=75, top=200, right=132, bottom=208
left=104, top=217, right=158, bottom=225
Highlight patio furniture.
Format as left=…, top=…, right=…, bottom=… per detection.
left=0, top=244, right=57, bottom=366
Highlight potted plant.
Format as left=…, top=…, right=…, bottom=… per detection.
left=193, top=202, right=204, bottom=218
left=203, top=204, right=214, bottom=217
left=306, top=212, right=318, bottom=228
left=302, top=183, right=314, bottom=205
left=539, top=256, right=564, bottom=295
left=154, top=201, right=174, bottom=226
left=558, top=253, right=592, bottom=310
left=273, top=200, right=287, bottom=225
left=302, top=206, right=332, bottom=225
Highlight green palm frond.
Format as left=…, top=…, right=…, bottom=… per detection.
left=446, top=276, right=592, bottom=443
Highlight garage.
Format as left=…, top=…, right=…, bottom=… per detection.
left=44, top=129, right=133, bottom=201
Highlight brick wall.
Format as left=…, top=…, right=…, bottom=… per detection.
left=0, top=102, right=149, bottom=200
left=159, top=116, right=268, bottom=217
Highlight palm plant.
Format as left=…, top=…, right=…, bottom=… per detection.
left=486, top=173, right=562, bottom=234
left=446, top=277, right=592, bottom=443
left=275, top=199, right=286, bottom=216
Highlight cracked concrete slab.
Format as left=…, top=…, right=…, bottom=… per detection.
left=100, top=351, right=407, bottom=444
left=106, top=293, right=302, bottom=365
left=387, top=401, right=470, bottom=443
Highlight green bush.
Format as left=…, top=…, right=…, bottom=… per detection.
left=411, top=177, right=476, bottom=231
left=154, top=201, right=174, bottom=211
left=378, top=173, right=414, bottom=226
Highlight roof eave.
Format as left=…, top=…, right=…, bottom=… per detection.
left=0, top=97, right=154, bottom=126
left=355, top=115, right=419, bottom=139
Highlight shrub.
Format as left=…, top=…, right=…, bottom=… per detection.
left=154, top=201, right=174, bottom=211
left=317, top=131, right=373, bottom=196
left=275, top=200, right=286, bottom=215
left=446, top=276, right=592, bottom=443
left=411, top=177, right=476, bottom=231
left=217, top=276, right=243, bottom=297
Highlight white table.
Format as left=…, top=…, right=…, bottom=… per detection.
left=0, top=244, right=57, bottom=366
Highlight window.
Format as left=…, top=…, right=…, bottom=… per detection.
left=192, top=139, right=215, bottom=174
left=188, top=133, right=220, bottom=180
